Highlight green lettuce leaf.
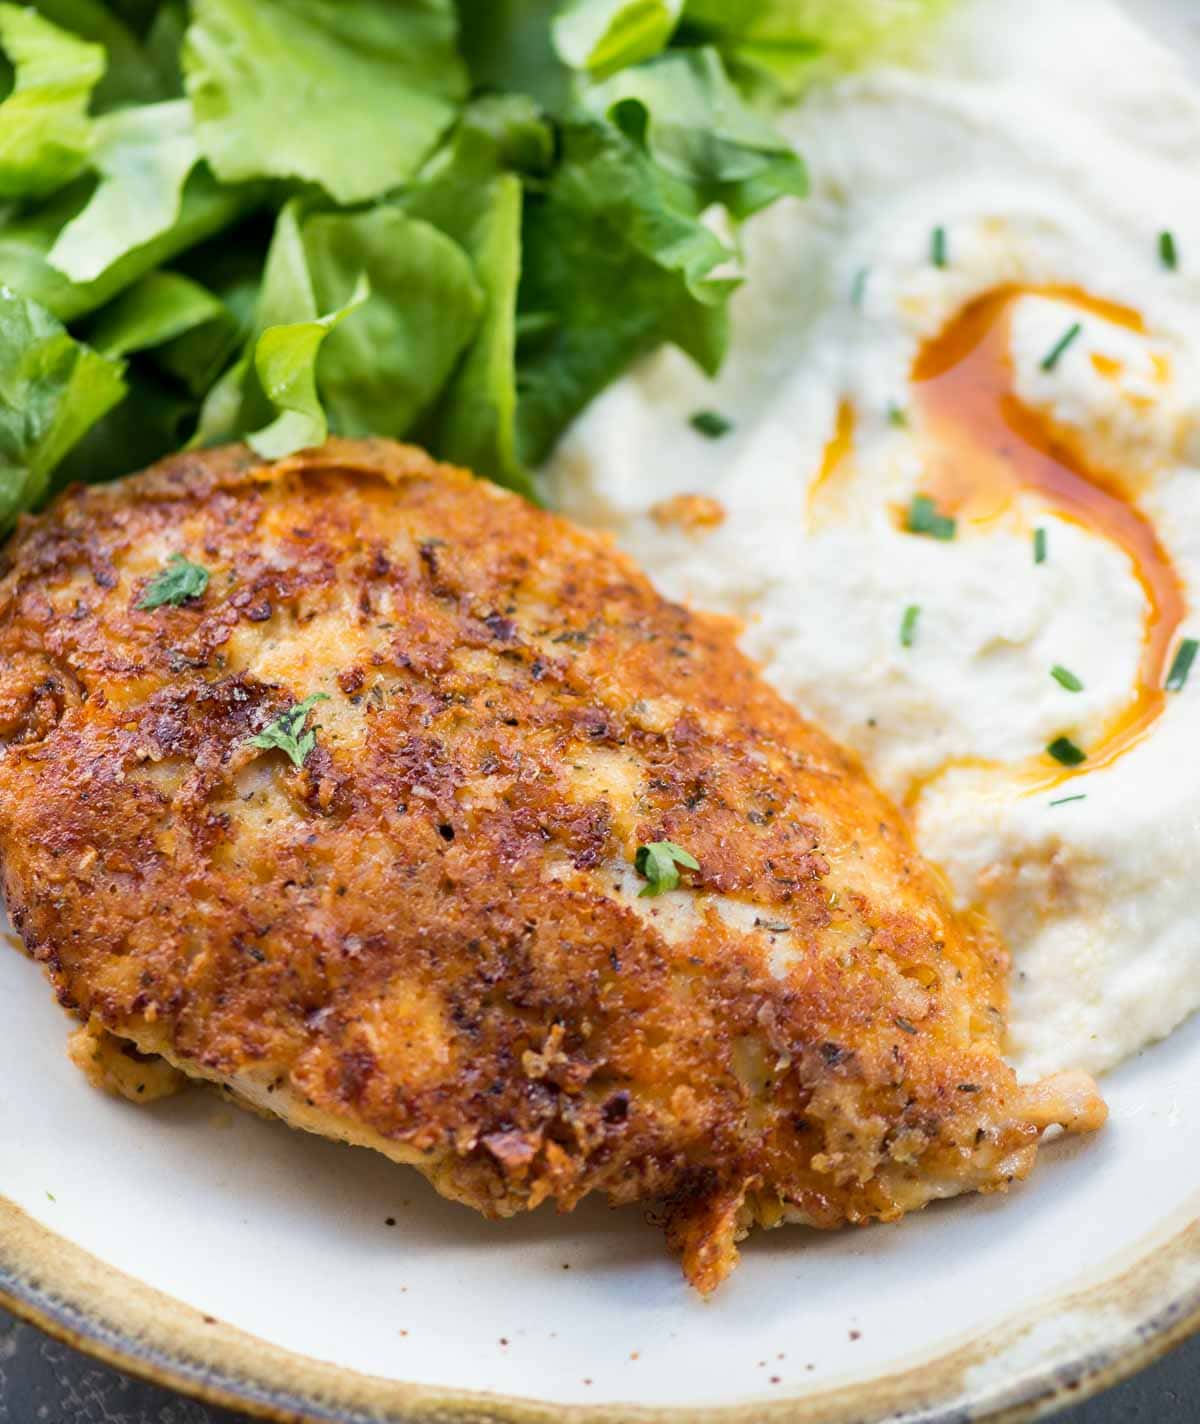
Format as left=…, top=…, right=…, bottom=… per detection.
left=190, top=197, right=314, bottom=448
left=515, top=118, right=735, bottom=466
left=431, top=173, right=524, bottom=487
left=553, top=0, right=682, bottom=78
left=0, top=5, right=104, bottom=200
left=452, top=0, right=567, bottom=112
left=682, top=0, right=952, bottom=97
left=183, top=0, right=467, bottom=204
left=0, top=166, right=262, bottom=322
left=52, top=364, right=198, bottom=489
left=143, top=0, right=188, bottom=99
left=0, top=286, right=126, bottom=530
left=194, top=198, right=483, bottom=458
left=400, top=96, right=550, bottom=495
left=248, top=272, right=369, bottom=460
left=33, top=0, right=168, bottom=109
left=83, top=270, right=228, bottom=359
left=152, top=219, right=264, bottom=395
left=301, top=206, right=484, bottom=440
left=47, top=100, right=200, bottom=284
left=583, top=47, right=806, bottom=219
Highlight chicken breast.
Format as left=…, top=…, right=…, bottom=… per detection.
left=0, top=440, right=1104, bottom=1290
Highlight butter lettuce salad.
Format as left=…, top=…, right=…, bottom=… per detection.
left=0, top=0, right=948, bottom=529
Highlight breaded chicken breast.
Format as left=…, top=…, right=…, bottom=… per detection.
left=0, top=440, right=1104, bottom=1290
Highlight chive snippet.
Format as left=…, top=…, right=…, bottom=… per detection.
left=1160, top=230, right=1179, bottom=271
left=931, top=226, right=948, bottom=269
left=690, top=410, right=733, bottom=439
left=899, top=604, right=920, bottom=648
left=1041, top=322, right=1083, bottom=372
left=1047, top=736, right=1086, bottom=767
left=1166, top=637, right=1198, bottom=692
left=851, top=266, right=870, bottom=307
left=888, top=403, right=908, bottom=428
left=906, top=493, right=956, bottom=541
left=1049, top=794, right=1087, bottom=807
left=1034, top=528, right=1047, bottom=564
left=1051, top=665, right=1084, bottom=692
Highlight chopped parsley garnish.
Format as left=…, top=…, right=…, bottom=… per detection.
left=931, top=226, right=948, bottom=269
left=1049, top=794, right=1087, bottom=807
left=136, top=554, right=210, bottom=609
left=851, top=266, right=870, bottom=307
left=1051, top=665, right=1084, bottom=692
left=887, top=403, right=908, bottom=428
left=247, top=693, right=330, bottom=769
left=1160, top=230, right=1179, bottom=271
left=1034, top=527, right=1048, bottom=565
left=1166, top=637, right=1199, bottom=692
left=635, top=840, right=699, bottom=897
left=690, top=410, right=733, bottom=439
left=1047, top=735, right=1086, bottom=767
left=906, top=493, right=956, bottom=541
left=1040, top=322, right=1083, bottom=372
left=899, top=604, right=920, bottom=648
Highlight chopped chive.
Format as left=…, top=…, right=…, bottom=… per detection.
left=850, top=266, right=870, bottom=307
left=899, top=604, right=920, bottom=648
left=1033, top=527, right=1048, bottom=565
left=1160, top=230, right=1179, bottom=271
left=1166, top=637, right=1198, bottom=692
left=887, top=403, right=908, bottom=428
left=906, top=493, right=956, bottom=541
left=1041, top=322, right=1083, bottom=372
left=690, top=410, right=733, bottom=439
left=1051, top=665, right=1084, bottom=692
left=1047, top=735, right=1086, bottom=767
left=931, top=226, right=948, bottom=268
left=1049, top=794, right=1087, bottom=807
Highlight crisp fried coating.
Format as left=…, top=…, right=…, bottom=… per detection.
left=0, top=440, right=1103, bottom=1289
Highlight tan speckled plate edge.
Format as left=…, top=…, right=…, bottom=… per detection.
left=5, top=1195, right=1200, bottom=1424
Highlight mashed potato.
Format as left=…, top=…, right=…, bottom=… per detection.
left=544, top=0, right=1200, bottom=1079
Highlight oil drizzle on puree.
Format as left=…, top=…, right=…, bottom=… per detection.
left=912, top=285, right=1186, bottom=786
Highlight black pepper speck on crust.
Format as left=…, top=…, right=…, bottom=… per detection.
left=0, top=439, right=1105, bottom=1292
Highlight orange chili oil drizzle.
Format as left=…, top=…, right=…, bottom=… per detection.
left=910, top=285, right=1186, bottom=783
left=807, top=399, right=856, bottom=526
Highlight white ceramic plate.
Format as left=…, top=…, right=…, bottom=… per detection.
left=5, top=4, right=1200, bottom=1421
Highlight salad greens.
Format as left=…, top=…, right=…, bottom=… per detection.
left=0, top=4, right=104, bottom=198
left=0, top=0, right=951, bottom=533
left=182, top=0, right=467, bottom=203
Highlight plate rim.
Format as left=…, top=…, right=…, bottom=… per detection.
left=4, top=1194, right=1200, bottom=1424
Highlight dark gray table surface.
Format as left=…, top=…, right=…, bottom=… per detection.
left=1, top=1305, right=1196, bottom=1423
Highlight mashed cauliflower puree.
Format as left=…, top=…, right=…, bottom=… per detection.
left=545, top=0, right=1200, bottom=1079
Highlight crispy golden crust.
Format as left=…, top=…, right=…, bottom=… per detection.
left=0, top=440, right=1103, bottom=1290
